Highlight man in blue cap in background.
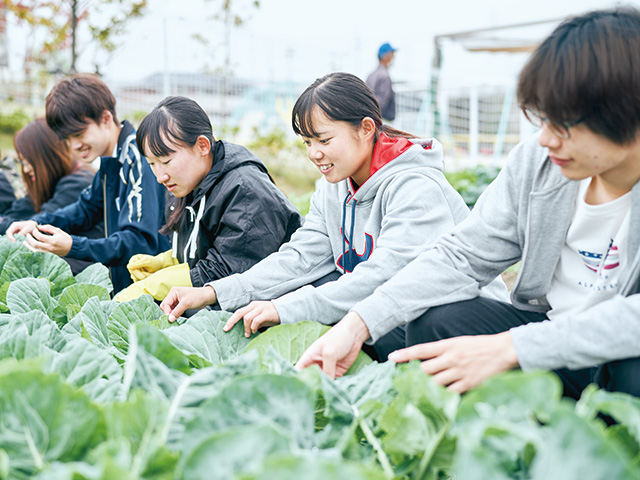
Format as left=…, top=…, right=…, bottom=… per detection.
left=366, top=43, right=397, bottom=122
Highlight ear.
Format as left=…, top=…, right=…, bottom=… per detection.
left=100, top=110, right=114, bottom=127
left=195, top=135, right=212, bottom=156
left=360, top=117, right=376, bottom=142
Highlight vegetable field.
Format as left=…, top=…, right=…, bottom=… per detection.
left=1, top=236, right=640, bottom=479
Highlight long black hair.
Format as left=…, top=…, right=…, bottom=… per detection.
left=137, top=96, right=216, bottom=234
left=292, top=72, right=414, bottom=141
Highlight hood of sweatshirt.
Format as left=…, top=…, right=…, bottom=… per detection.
left=335, top=133, right=445, bottom=273
left=344, top=133, right=444, bottom=204
left=191, top=140, right=270, bottom=203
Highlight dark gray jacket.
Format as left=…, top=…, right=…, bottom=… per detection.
left=366, top=64, right=396, bottom=121
left=170, top=140, right=302, bottom=287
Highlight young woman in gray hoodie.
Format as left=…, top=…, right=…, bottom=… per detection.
left=160, top=72, right=508, bottom=360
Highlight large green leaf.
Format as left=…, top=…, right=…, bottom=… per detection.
left=48, top=337, right=123, bottom=403
left=57, top=283, right=111, bottom=323
left=373, top=363, right=459, bottom=479
left=107, top=296, right=170, bottom=358
left=165, top=352, right=264, bottom=448
left=70, top=297, right=120, bottom=359
left=0, top=361, right=105, bottom=479
left=100, top=391, right=178, bottom=478
left=136, top=324, right=191, bottom=374
left=577, top=385, right=640, bottom=445
left=319, top=361, right=396, bottom=421
left=237, top=453, right=387, bottom=480
left=451, top=371, right=561, bottom=480
left=456, top=370, right=563, bottom=425
left=245, top=321, right=372, bottom=374
left=0, top=250, right=74, bottom=297
left=74, top=263, right=113, bottom=294
left=6, top=278, right=56, bottom=318
left=0, top=311, right=65, bottom=361
left=162, top=310, right=255, bottom=368
left=530, top=406, right=640, bottom=480
left=181, top=424, right=292, bottom=480
left=0, top=236, right=25, bottom=273
left=182, top=374, right=316, bottom=464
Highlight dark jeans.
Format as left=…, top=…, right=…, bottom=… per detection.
left=312, top=270, right=406, bottom=362
left=406, top=297, right=640, bottom=400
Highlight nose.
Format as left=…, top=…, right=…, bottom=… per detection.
left=538, top=124, right=562, bottom=150
left=155, top=168, right=169, bottom=184
left=307, top=143, right=323, bottom=161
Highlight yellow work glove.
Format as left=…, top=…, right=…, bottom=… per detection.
left=127, top=249, right=179, bottom=282
left=114, top=263, right=192, bottom=302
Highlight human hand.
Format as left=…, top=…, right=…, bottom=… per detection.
left=5, top=220, right=37, bottom=241
left=388, top=331, right=519, bottom=394
left=160, top=285, right=217, bottom=322
left=23, top=224, right=72, bottom=256
left=223, top=301, right=281, bottom=337
left=295, top=311, right=370, bottom=379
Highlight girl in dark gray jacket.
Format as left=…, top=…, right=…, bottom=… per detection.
left=114, top=96, right=302, bottom=301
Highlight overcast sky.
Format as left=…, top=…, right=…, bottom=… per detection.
left=6, top=0, right=637, bottom=86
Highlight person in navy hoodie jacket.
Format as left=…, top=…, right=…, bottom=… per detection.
left=6, top=74, right=169, bottom=293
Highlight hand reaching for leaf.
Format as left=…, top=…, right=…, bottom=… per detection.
left=388, top=331, right=519, bottom=393
left=223, top=301, right=281, bottom=338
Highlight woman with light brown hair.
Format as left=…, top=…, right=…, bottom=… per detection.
left=0, top=118, right=103, bottom=272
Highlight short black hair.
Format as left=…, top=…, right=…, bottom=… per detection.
left=518, top=7, right=640, bottom=145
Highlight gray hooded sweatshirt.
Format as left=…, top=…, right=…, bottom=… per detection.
left=352, top=134, right=640, bottom=371
left=209, top=134, right=509, bottom=326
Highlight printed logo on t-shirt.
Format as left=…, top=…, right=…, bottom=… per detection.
left=577, top=239, right=620, bottom=290
left=579, top=247, right=619, bottom=273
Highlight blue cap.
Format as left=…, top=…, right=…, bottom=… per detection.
left=378, top=43, right=396, bottom=59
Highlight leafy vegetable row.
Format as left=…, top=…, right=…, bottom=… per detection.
left=1, top=236, right=639, bottom=479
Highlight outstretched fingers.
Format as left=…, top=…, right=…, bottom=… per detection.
left=295, top=339, right=338, bottom=379
left=160, top=288, right=187, bottom=322
left=388, top=342, right=443, bottom=363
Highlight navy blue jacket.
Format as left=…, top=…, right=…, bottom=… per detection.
left=34, top=121, right=169, bottom=292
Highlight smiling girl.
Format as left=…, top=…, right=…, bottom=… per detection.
left=114, top=96, right=302, bottom=302
left=161, top=72, right=506, bottom=360
left=0, top=118, right=103, bottom=273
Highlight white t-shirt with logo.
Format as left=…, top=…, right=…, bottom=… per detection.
left=546, top=178, right=632, bottom=319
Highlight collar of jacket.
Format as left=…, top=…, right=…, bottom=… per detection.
left=190, top=140, right=269, bottom=204
left=101, top=120, right=135, bottom=165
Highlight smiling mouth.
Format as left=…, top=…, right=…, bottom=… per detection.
left=318, top=164, right=334, bottom=172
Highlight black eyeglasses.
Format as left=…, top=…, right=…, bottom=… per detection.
left=525, top=109, right=585, bottom=140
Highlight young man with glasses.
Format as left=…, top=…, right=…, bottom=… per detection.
left=297, top=7, right=640, bottom=399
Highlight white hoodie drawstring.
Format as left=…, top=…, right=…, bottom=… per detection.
left=182, top=196, right=207, bottom=260
left=119, top=134, right=143, bottom=223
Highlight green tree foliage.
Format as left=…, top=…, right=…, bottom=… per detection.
left=4, top=0, right=147, bottom=74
